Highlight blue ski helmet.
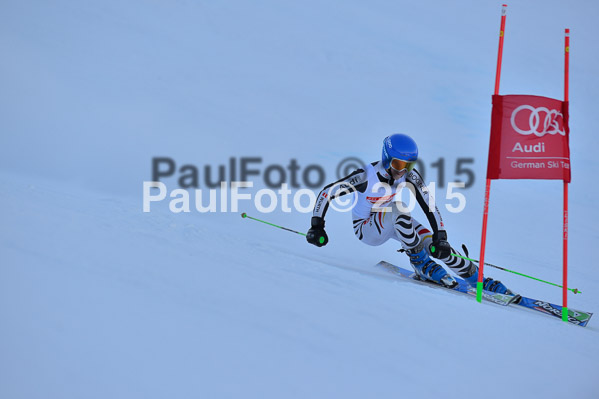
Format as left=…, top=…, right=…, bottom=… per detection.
left=381, top=134, right=418, bottom=170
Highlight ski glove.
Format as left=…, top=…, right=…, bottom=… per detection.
left=307, top=216, right=329, bottom=247
left=430, top=230, right=451, bottom=259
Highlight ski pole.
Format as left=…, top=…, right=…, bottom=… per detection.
left=450, top=253, right=581, bottom=294
left=241, top=212, right=313, bottom=239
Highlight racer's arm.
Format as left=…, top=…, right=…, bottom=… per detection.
left=307, top=168, right=368, bottom=247
left=312, top=168, right=368, bottom=219
left=407, top=169, right=451, bottom=258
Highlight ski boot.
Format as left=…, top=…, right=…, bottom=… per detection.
left=463, top=273, right=513, bottom=295
left=406, top=243, right=457, bottom=288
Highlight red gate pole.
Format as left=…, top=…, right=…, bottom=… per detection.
left=477, top=4, right=508, bottom=302
left=562, top=29, right=570, bottom=321
left=494, top=5, right=507, bottom=95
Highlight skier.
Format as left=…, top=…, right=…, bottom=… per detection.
left=306, top=133, right=512, bottom=294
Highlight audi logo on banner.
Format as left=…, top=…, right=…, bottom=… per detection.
left=510, top=105, right=566, bottom=137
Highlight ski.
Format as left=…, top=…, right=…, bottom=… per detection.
left=514, top=296, right=592, bottom=327
left=376, top=261, right=593, bottom=327
left=376, top=261, right=519, bottom=306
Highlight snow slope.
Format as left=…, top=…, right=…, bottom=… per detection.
left=3, top=172, right=598, bottom=399
left=1, top=1, right=599, bottom=398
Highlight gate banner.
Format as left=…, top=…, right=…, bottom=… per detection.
left=487, top=94, right=571, bottom=182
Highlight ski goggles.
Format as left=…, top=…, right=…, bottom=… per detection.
left=390, top=158, right=416, bottom=173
